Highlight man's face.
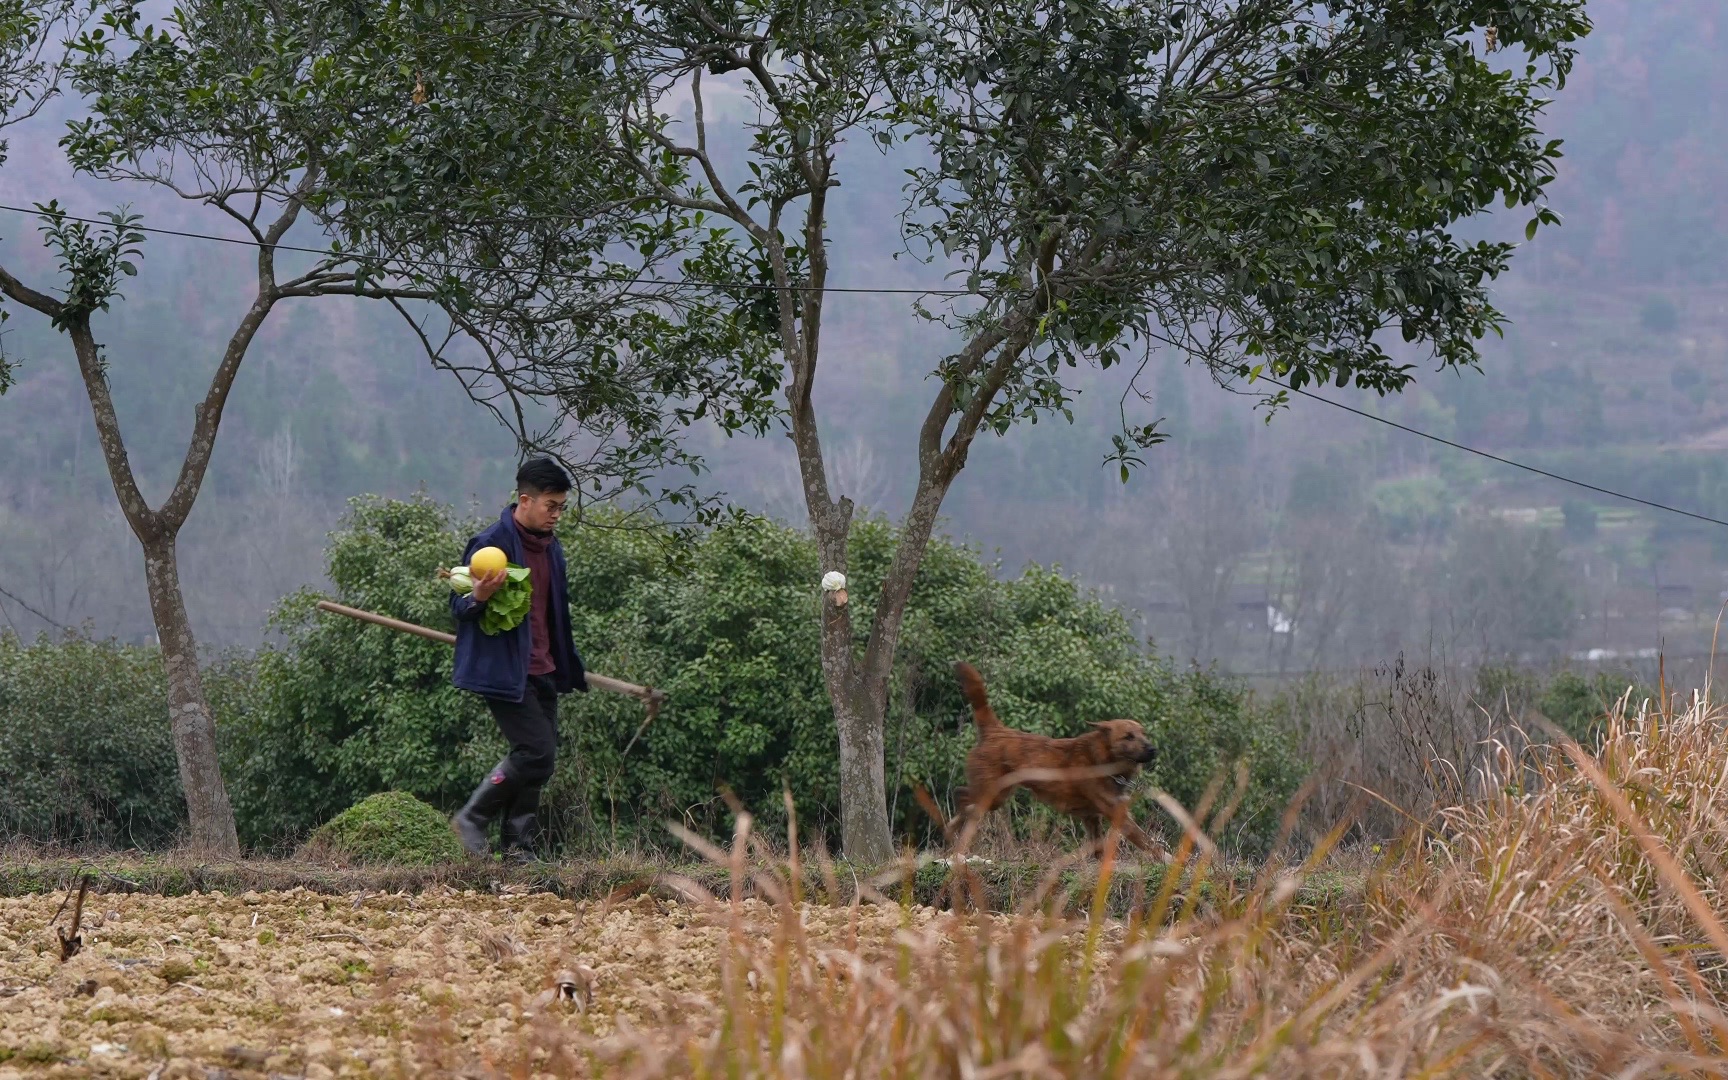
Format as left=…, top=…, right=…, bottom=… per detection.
left=515, top=490, right=569, bottom=532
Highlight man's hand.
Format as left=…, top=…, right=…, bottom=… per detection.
left=471, top=569, right=508, bottom=603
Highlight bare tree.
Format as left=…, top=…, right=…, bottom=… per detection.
left=754, top=437, right=895, bottom=524
left=1157, top=454, right=1261, bottom=664
left=1264, top=514, right=1392, bottom=674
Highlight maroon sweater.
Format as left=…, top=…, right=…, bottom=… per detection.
left=514, top=517, right=557, bottom=677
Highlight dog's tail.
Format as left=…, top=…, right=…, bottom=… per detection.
left=953, top=662, right=1001, bottom=733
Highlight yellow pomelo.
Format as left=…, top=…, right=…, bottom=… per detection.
left=469, top=546, right=508, bottom=576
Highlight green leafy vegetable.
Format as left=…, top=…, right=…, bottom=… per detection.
left=478, top=566, right=533, bottom=636
left=440, top=563, right=531, bottom=634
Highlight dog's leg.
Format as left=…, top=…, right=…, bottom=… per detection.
left=1081, top=816, right=1107, bottom=859
left=945, top=787, right=973, bottom=850
left=1119, top=816, right=1174, bottom=865
left=948, top=784, right=1000, bottom=853
left=1092, top=794, right=1173, bottom=864
left=951, top=773, right=1020, bottom=855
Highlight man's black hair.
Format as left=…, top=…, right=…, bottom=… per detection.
left=516, top=456, right=573, bottom=496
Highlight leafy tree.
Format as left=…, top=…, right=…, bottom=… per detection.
left=0, top=0, right=766, bottom=853
left=447, top=0, right=1587, bottom=860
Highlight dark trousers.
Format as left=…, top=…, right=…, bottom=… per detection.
left=486, top=673, right=560, bottom=786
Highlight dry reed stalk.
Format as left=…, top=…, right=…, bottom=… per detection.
left=536, top=693, right=1728, bottom=1077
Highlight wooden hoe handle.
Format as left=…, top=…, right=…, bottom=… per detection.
left=313, top=599, right=668, bottom=710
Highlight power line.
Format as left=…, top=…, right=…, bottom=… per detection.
left=8, top=202, right=1725, bottom=530
left=0, top=202, right=970, bottom=297
left=1266, top=376, right=1728, bottom=530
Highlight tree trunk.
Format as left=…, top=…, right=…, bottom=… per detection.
left=804, top=483, right=897, bottom=865
left=141, top=531, right=240, bottom=856
left=807, top=468, right=957, bottom=866
left=829, top=668, right=893, bottom=865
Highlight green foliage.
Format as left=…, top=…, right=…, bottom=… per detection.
left=916, top=0, right=1595, bottom=406
left=234, top=498, right=1303, bottom=855
left=319, top=0, right=1596, bottom=485
left=1538, top=670, right=1648, bottom=747
left=32, top=203, right=145, bottom=329
left=0, top=632, right=262, bottom=848
left=38, top=0, right=779, bottom=519
left=222, top=495, right=496, bottom=851
left=474, top=566, right=532, bottom=636
left=0, top=0, right=71, bottom=158
left=1474, top=664, right=1650, bottom=748
left=1370, top=475, right=1457, bottom=541
left=302, top=791, right=462, bottom=865
left=0, top=632, right=185, bottom=847
left=0, top=0, right=77, bottom=395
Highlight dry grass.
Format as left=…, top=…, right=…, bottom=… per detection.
left=7, top=691, right=1728, bottom=1077
left=547, top=689, right=1728, bottom=1077
left=1268, top=659, right=1541, bottom=843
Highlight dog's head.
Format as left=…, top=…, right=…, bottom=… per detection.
left=1091, top=719, right=1156, bottom=765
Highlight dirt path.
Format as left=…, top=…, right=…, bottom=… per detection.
left=0, top=887, right=938, bottom=1077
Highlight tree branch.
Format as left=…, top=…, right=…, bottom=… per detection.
left=66, top=319, right=157, bottom=534
left=616, top=81, right=769, bottom=245
left=0, top=262, right=66, bottom=319
left=157, top=169, right=317, bottom=529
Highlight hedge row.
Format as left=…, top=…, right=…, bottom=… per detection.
left=2, top=498, right=1304, bottom=856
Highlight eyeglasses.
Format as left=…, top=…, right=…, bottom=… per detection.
left=521, top=493, right=569, bottom=516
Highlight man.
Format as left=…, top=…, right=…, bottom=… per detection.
left=449, top=457, right=588, bottom=859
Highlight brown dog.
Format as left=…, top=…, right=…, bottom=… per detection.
left=948, top=662, right=1169, bottom=861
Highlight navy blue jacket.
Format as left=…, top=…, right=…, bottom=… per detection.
left=451, top=506, right=588, bottom=702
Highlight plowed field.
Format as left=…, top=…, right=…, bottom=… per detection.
left=0, top=886, right=933, bottom=1078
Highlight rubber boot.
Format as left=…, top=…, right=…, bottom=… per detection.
left=451, top=761, right=515, bottom=857
left=498, top=786, right=544, bottom=864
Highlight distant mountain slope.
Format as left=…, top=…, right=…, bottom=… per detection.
left=1520, top=0, right=1728, bottom=286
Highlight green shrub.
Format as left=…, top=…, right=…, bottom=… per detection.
left=237, top=496, right=1304, bottom=856
left=0, top=633, right=186, bottom=846
left=6, top=497, right=1305, bottom=857
left=0, top=631, right=262, bottom=849
left=301, top=791, right=462, bottom=865
left=219, top=496, right=491, bottom=852
left=1539, top=670, right=1648, bottom=747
